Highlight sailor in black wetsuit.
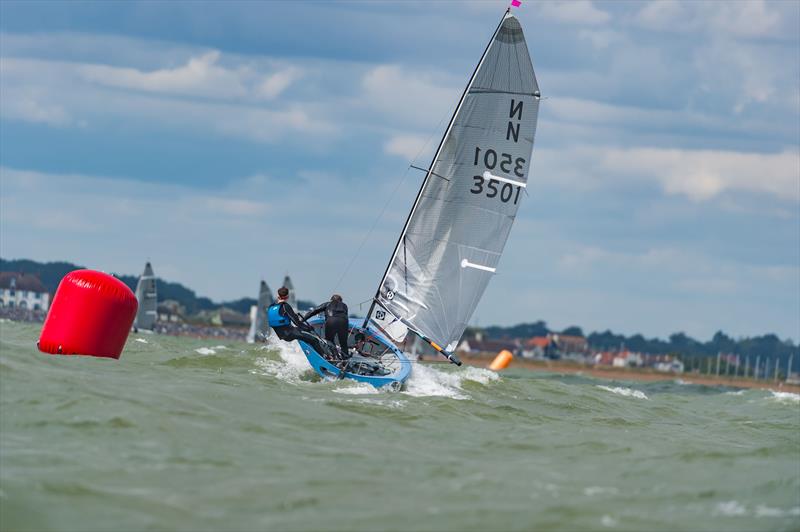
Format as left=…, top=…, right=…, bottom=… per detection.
left=302, top=294, right=350, bottom=359
left=267, top=286, right=335, bottom=359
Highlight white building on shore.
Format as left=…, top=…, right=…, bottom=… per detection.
left=0, top=272, right=50, bottom=311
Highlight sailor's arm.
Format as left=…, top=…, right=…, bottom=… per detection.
left=283, top=303, right=306, bottom=328
left=302, top=302, right=328, bottom=322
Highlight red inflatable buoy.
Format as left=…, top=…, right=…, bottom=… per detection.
left=38, top=270, right=138, bottom=359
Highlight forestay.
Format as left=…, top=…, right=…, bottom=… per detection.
left=369, top=13, right=540, bottom=352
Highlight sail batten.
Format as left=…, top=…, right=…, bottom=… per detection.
left=369, top=12, right=539, bottom=353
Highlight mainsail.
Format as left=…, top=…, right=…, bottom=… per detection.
left=247, top=280, right=274, bottom=343
left=368, top=11, right=540, bottom=356
left=134, top=262, right=158, bottom=330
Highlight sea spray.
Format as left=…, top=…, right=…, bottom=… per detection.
left=768, top=390, right=800, bottom=404
left=251, top=336, right=312, bottom=383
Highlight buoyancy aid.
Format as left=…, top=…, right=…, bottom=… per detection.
left=267, top=303, right=291, bottom=327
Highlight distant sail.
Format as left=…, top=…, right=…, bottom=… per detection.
left=369, top=13, right=540, bottom=352
left=134, top=262, right=158, bottom=330
left=247, top=280, right=274, bottom=343
left=282, top=275, right=296, bottom=309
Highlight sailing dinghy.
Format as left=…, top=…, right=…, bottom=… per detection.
left=298, top=7, right=540, bottom=388
left=133, top=262, right=157, bottom=331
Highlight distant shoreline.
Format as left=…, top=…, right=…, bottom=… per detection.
left=453, top=355, right=800, bottom=394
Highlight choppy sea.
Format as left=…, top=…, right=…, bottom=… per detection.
left=1, top=320, right=798, bottom=531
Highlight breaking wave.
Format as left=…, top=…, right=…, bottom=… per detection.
left=596, top=385, right=649, bottom=400
left=403, top=363, right=499, bottom=399
left=251, top=337, right=312, bottom=383
left=768, top=391, right=800, bottom=404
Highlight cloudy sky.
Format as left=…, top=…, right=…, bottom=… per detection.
left=1, top=0, right=798, bottom=341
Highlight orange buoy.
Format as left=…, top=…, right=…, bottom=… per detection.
left=38, top=270, right=137, bottom=359
left=489, top=349, right=514, bottom=371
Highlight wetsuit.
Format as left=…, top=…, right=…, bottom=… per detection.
left=268, top=301, right=333, bottom=359
left=303, top=300, right=350, bottom=357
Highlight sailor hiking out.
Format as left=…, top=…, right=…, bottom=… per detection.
left=268, top=287, right=340, bottom=360
left=302, top=294, right=350, bottom=359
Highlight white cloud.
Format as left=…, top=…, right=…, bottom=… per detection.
left=200, top=198, right=269, bottom=217
left=539, top=0, right=611, bottom=25
left=536, top=145, right=799, bottom=203
left=78, top=50, right=301, bottom=101
left=634, top=0, right=788, bottom=39
left=557, top=244, right=797, bottom=297
left=0, top=56, right=333, bottom=143
left=256, top=67, right=301, bottom=100
left=383, top=134, right=430, bottom=161
left=577, top=29, right=623, bottom=50
left=693, top=37, right=791, bottom=114
left=361, top=65, right=460, bottom=129
left=602, top=147, right=799, bottom=202
left=0, top=91, right=72, bottom=127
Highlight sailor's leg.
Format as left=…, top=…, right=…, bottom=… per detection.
left=324, top=325, right=336, bottom=343
left=324, top=323, right=344, bottom=359
left=325, top=319, right=348, bottom=358
left=336, top=327, right=349, bottom=358
left=295, top=329, right=334, bottom=359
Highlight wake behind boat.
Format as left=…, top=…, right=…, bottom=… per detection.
left=296, top=6, right=540, bottom=388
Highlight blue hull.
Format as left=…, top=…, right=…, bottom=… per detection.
left=297, top=318, right=412, bottom=389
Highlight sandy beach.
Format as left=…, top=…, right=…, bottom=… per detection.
left=454, top=355, right=800, bottom=394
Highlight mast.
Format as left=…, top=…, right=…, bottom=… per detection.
left=364, top=8, right=511, bottom=334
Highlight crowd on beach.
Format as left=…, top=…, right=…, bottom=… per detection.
left=0, top=307, right=47, bottom=323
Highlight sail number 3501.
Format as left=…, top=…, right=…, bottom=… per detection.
left=471, top=147, right=524, bottom=204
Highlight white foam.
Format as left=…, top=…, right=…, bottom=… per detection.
left=195, top=347, right=216, bottom=355
left=403, top=364, right=499, bottom=399
left=584, top=486, right=619, bottom=496
left=333, top=382, right=380, bottom=395
left=600, top=516, right=617, bottom=528
left=597, top=385, right=649, bottom=400
left=214, top=345, right=227, bottom=350
left=725, top=390, right=747, bottom=396
left=251, top=337, right=313, bottom=383
left=714, top=501, right=747, bottom=516
left=769, top=391, right=800, bottom=404
left=134, top=338, right=148, bottom=344
left=755, top=505, right=800, bottom=518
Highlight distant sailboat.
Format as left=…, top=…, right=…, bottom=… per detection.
left=133, top=262, right=157, bottom=330
left=247, top=280, right=274, bottom=343
left=299, top=6, right=540, bottom=387
left=282, top=274, right=297, bottom=310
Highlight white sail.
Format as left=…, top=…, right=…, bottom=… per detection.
left=282, top=275, right=296, bottom=310
left=247, top=280, right=273, bottom=343
left=369, top=12, right=540, bottom=353
left=133, top=262, right=157, bottom=330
